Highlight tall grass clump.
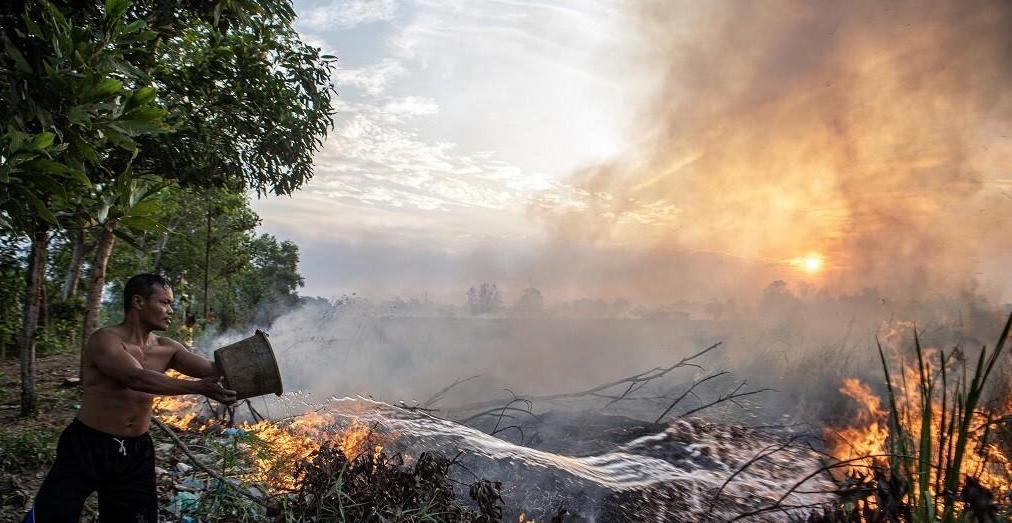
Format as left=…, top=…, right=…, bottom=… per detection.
left=875, top=312, right=1012, bottom=522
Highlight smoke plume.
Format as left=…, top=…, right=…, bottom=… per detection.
left=534, top=0, right=1012, bottom=300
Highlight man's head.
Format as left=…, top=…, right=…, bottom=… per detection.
left=123, top=274, right=174, bottom=331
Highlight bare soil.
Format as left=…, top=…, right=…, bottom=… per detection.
left=1, top=352, right=88, bottom=522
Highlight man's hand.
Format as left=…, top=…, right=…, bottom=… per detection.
left=200, top=378, right=238, bottom=404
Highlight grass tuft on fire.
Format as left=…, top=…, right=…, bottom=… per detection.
left=813, top=313, right=1012, bottom=522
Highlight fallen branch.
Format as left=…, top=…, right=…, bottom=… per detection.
left=151, top=417, right=270, bottom=508
left=708, top=434, right=805, bottom=509
left=729, top=453, right=908, bottom=521
left=653, top=371, right=730, bottom=423
left=676, top=380, right=773, bottom=419
left=446, top=342, right=722, bottom=414
left=423, top=375, right=482, bottom=408
left=457, top=406, right=539, bottom=425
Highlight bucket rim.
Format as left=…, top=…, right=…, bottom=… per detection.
left=254, top=329, right=284, bottom=396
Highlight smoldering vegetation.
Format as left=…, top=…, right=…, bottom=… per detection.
left=182, top=285, right=1012, bottom=520
left=200, top=284, right=1011, bottom=429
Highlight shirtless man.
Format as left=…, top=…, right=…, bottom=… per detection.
left=26, top=273, right=237, bottom=522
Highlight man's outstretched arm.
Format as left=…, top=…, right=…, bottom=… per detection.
left=165, top=338, right=220, bottom=379
left=88, top=330, right=236, bottom=403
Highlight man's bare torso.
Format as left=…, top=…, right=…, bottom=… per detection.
left=78, top=326, right=177, bottom=437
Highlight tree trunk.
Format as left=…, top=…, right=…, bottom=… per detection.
left=62, top=229, right=86, bottom=301
left=39, top=279, right=48, bottom=330
left=151, top=216, right=181, bottom=272
left=82, top=220, right=118, bottom=353
left=152, top=231, right=169, bottom=272
left=20, top=225, right=49, bottom=417
left=203, top=200, right=211, bottom=318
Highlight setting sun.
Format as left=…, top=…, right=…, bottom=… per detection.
left=804, top=256, right=822, bottom=273
left=790, top=254, right=825, bottom=274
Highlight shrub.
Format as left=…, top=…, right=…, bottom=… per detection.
left=0, top=430, right=55, bottom=474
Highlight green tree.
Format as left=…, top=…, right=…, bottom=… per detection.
left=75, top=0, right=336, bottom=346
left=101, top=185, right=306, bottom=331
left=2, top=0, right=335, bottom=415
left=0, top=233, right=25, bottom=359
left=237, top=234, right=303, bottom=325
left=1, top=0, right=169, bottom=415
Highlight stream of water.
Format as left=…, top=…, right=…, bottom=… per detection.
left=270, top=396, right=836, bottom=522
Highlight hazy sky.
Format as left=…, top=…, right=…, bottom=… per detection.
left=254, top=0, right=652, bottom=299
left=254, top=0, right=1012, bottom=305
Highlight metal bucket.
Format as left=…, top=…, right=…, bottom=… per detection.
left=213, top=330, right=283, bottom=400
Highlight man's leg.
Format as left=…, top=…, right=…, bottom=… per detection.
left=96, top=435, right=158, bottom=523
left=29, top=422, right=98, bottom=522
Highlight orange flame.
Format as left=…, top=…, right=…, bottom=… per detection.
left=827, top=351, right=1012, bottom=502
left=154, top=395, right=391, bottom=493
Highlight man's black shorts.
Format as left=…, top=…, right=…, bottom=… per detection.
left=25, top=418, right=158, bottom=523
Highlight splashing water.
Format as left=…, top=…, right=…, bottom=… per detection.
left=222, top=396, right=835, bottom=522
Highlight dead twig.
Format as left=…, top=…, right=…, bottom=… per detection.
left=457, top=406, right=539, bottom=425
left=446, top=342, right=723, bottom=414
left=423, top=375, right=481, bottom=408
left=653, top=371, right=730, bottom=423
left=151, top=417, right=270, bottom=508
left=676, top=380, right=773, bottom=419
left=729, top=453, right=909, bottom=521
left=397, top=401, right=441, bottom=414
left=708, top=434, right=804, bottom=509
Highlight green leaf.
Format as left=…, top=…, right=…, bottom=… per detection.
left=27, top=173, right=66, bottom=198
left=124, top=86, right=156, bottom=112
left=124, top=30, right=158, bottom=43
left=118, top=19, right=145, bottom=35
left=6, top=124, right=26, bottom=151
left=123, top=105, right=167, bottom=122
left=2, top=36, right=32, bottom=74
left=117, top=107, right=170, bottom=135
left=104, top=0, right=130, bottom=22
left=23, top=158, right=90, bottom=188
left=103, top=127, right=137, bottom=153
left=30, top=132, right=55, bottom=151
left=92, top=78, right=123, bottom=98
left=67, top=106, right=96, bottom=126
left=22, top=15, right=43, bottom=39
left=23, top=159, right=71, bottom=175
left=17, top=188, right=58, bottom=225
left=112, top=227, right=144, bottom=251
left=119, top=215, right=163, bottom=232
left=44, top=3, right=67, bottom=26
left=60, top=167, right=93, bottom=189
left=67, top=133, right=100, bottom=166
left=125, top=197, right=160, bottom=217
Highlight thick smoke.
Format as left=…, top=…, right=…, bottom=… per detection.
left=207, top=2, right=1012, bottom=428
left=533, top=0, right=1012, bottom=300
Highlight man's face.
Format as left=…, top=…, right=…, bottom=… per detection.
left=136, top=285, right=174, bottom=331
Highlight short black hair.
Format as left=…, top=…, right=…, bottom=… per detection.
left=123, top=274, right=171, bottom=312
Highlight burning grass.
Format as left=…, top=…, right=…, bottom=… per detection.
left=283, top=443, right=504, bottom=522
left=821, top=313, right=1012, bottom=521
left=154, top=396, right=391, bottom=493
left=152, top=397, right=513, bottom=522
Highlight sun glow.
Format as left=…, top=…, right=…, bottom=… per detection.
left=804, top=256, right=822, bottom=273
left=790, top=254, right=824, bottom=275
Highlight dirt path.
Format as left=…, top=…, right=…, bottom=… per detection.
left=1, top=353, right=86, bottom=522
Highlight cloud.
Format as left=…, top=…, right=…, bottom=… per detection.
left=308, top=106, right=554, bottom=213
left=300, top=0, right=398, bottom=31
left=332, top=59, right=407, bottom=96
left=380, top=96, right=439, bottom=122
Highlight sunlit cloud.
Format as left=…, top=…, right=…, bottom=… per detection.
left=300, top=0, right=398, bottom=31
left=332, top=59, right=407, bottom=96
